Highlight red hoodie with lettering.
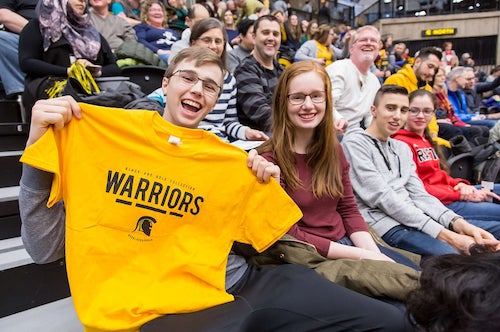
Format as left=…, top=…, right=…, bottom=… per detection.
left=393, top=129, right=469, bottom=205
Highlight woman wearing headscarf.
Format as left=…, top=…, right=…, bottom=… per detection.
left=19, top=0, right=120, bottom=113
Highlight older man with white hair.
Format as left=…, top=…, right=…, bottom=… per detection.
left=325, top=25, right=381, bottom=135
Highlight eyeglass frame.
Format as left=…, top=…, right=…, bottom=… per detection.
left=353, top=37, right=380, bottom=45
left=168, top=69, right=222, bottom=96
left=197, top=36, right=224, bottom=46
left=408, top=108, right=436, bottom=116
left=287, top=91, right=327, bottom=105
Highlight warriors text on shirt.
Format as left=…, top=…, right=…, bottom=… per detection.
left=106, top=170, right=203, bottom=217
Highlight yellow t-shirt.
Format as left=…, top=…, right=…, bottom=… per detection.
left=21, top=104, right=302, bottom=332
left=315, top=41, right=334, bottom=67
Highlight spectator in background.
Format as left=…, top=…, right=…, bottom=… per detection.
left=381, top=33, right=393, bottom=56
left=234, top=0, right=263, bottom=23
left=19, top=0, right=120, bottom=113
left=441, top=41, right=456, bottom=67
left=89, top=0, right=137, bottom=52
left=272, top=0, right=288, bottom=16
left=250, top=5, right=270, bottom=19
left=489, top=119, right=500, bottom=142
left=459, top=52, right=474, bottom=67
left=227, top=18, right=255, bottom=73
left=445, top=54, right=459, bottom=74
left=200, top=1, right=217, bottom=19
left=300, top=19, right=308, bottom=36
left=300, top=18, right=317, bottom=44
left=222, top=9, right=238, bottom=44
left=165, top=0, right=188, bottom=32
left=235, top=15, right=282, bottom=133
left=216, top=0, right=227, bottom=19
left=325, top=25, right=381, bottom=134
left=318, top=1, right=330, bottom=23
left=134, top=0, right=177, bottom=64
left=226, top=0, right=237, bottom=12
left=486, top=65, right=500, bottom=84
left=111, top=0, right=142, bottom=26
left=374, top=39, right=391, bottom=83
left=272, top=9, right=299, bottom=59
left=302, top=0, right=312, bottom=13
left=285, top=13, right=301, bottom=51
left=380, top=34, right=394, bottom=68
left=463, top=66, right=500, bottom=123
left=0, top=0, right=37, bottom=99
left=389, top=42, right=407, bottom=72
left=295, top=24, right=337, bottom=67
left=447, top=66, right=496, bottom=131
left=168, top=3, right=211, bottom=63
left=432, top=66, right=487, bottom=143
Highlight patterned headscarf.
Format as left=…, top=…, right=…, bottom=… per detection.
left=39, top=0, right=101, bottom=61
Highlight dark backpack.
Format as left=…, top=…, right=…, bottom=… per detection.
left=471, top=140, right=500, bottom=184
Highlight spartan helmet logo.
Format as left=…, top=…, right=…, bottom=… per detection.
left=132, top=216, right=157, bottom=236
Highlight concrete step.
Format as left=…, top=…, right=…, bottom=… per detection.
left=0, top=252, right=71, bottom=318
left=0, top=186, right=21, bottom=240
left=0, top=237, right=32, bottom=271
left=0, top=232, right=71, bottom=318
left=0, top=99, right=22, bottom=123
left=0, top=151, right=23, bottom=188
left=0, top=123, right=28, bottom=151
left=0, top=297, right=82, bottom=332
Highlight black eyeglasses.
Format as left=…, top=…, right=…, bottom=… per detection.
left=170, top=70, right=221, bottom=97
left=287, top=91, right=326, bottom=105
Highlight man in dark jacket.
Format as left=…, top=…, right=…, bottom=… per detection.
left=234, top=15, right=282, bottom=133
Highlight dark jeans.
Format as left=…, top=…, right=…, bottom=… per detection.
left=438, top=123, right=489, bottom=143
left=141, top=264, right=410, bottom=331
left=382, top=225, right=459, bottom=260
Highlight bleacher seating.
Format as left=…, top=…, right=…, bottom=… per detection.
left=0, top=97, right=81, bottom=329
left=121, top=65, right=166, bottom=95
left=447, top=152, right=475, bottom=183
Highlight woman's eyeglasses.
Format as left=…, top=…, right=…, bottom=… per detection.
left=198, top=37, right=224, bottom=46
left=408, top=108, right=435, bottom=116
left=287, top=91, right=326, bottom=105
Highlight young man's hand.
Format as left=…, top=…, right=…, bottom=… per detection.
left=27, top=96, right=81, bottom=147
left=247, top=149, right=280, bottom=184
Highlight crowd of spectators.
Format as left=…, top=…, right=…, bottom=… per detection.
left=2, top=0, right=500, bottom=330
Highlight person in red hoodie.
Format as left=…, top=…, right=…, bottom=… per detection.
left=393, top=89, right=500, bottom=224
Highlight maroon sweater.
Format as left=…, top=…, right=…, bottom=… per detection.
left=263, top=146, right=368, bottom=257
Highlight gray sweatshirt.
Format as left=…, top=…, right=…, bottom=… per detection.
left=341, top=128, right=459, bottom=239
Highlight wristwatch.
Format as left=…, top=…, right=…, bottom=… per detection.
left=448, top=216, right=461, bottom=231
